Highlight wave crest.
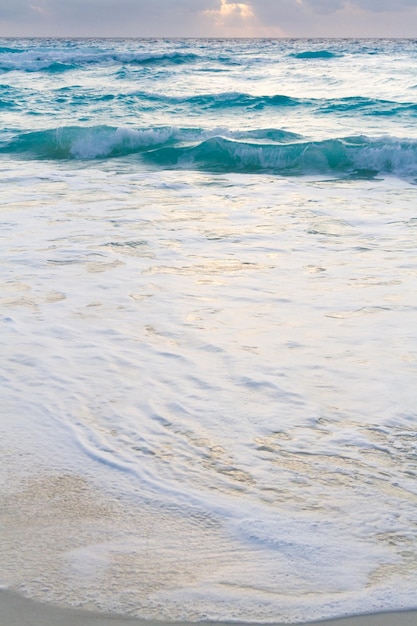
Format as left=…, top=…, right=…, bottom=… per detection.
left=2, top=126, right=416, bottom=179
left=145, top=135, right=417, bottom=179
left=0, top=126, right=182, bottom=159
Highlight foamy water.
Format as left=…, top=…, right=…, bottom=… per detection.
left=1, top=38, right=417, bottom=623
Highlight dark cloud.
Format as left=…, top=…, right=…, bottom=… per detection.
left=0, top=0, right=416, bottom=37
left=353, top=0, right=417, bottom=8
left=0, top=0, right=35, bottom=21
left=252, top=0, right=416, bottom=19
left=0, top=0, right=213, bottom=36
left=251, top=0, right=417, bottom=36
left=303, top=0, right=417, bottom=11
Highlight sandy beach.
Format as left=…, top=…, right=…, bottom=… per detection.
left=1, top=590, right=416, bottom=626
left=2, top=36, right=417, bottom=626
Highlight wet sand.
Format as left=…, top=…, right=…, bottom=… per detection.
left=1, top=590, right=416, bottom=626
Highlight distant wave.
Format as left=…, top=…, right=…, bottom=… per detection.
left=125, top=90, right=302, bottom=109
left=0, top=45, right=24, bottom=54
left=1, top=125, right=416, bottom=179
left=0, top=99, right=14, bottom=109
left=290, top=50, right=341, bottom=59
left=318, top=96, right=417, bottom=117
left=5, top=81, right=417, bottom=118
left=107, top=91, right=417, bottom=117
left=0, top=49, right=201, bottom=72
left=125, top=51, right=200, bottom=65
left=0, top=85, right=21, bottom=109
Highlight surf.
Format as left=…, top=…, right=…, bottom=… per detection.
left=2, top=125, right=416, bottom=180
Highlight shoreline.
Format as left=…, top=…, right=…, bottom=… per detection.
left=1, top=590, right=417, bottom=626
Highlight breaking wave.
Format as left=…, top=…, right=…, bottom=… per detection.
left=145, top=135, right=417, bottom=178
left=0, top=126, right=182, bottom=159
left=1, top=125, right=416, bottom=179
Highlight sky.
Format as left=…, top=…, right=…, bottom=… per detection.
left=0, top=0, right=416, bottom=38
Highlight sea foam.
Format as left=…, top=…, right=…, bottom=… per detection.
left=2, top=36, right=417, bottom=623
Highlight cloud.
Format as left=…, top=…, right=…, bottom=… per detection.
left=0, top=0, right=416, bottom=37
left=0, top=0, right=35, bottom=21
left=203, top=1, right=254, bottom=35
left=250, top=0, right=417, bottom=36
left=29, top=2, right=49, bottom=17
left=353, top=0, right=417, bottom=10
left=301, top=0, right=417, bottom=11
left=205, top=0, right=254, bottom=19
left=202, top=0, right=286, bottom=36
left=0, top=0, right=209, bottom=36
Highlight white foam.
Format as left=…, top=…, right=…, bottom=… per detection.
left=67, top=126, right=176, bottom=159
left=2, top=37, right=417, bottom=622
left=2, top=162, right=417, bottom=622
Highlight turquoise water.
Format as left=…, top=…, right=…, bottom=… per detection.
left=1, top=38, right=417, bottom=622
left=1, top=38, right=417, bottom=175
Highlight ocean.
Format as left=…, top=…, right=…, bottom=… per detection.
left=1, top=37, right=417, bottom=623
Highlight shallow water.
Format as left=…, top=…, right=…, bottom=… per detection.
left=1, top=38, right=417, bottom=623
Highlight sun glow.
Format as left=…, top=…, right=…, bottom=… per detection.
left=203, top=0, right=285, bottom=37
left=204, top=0, right=254, bottom=29
left=218, top=0, right=254, bottom=19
